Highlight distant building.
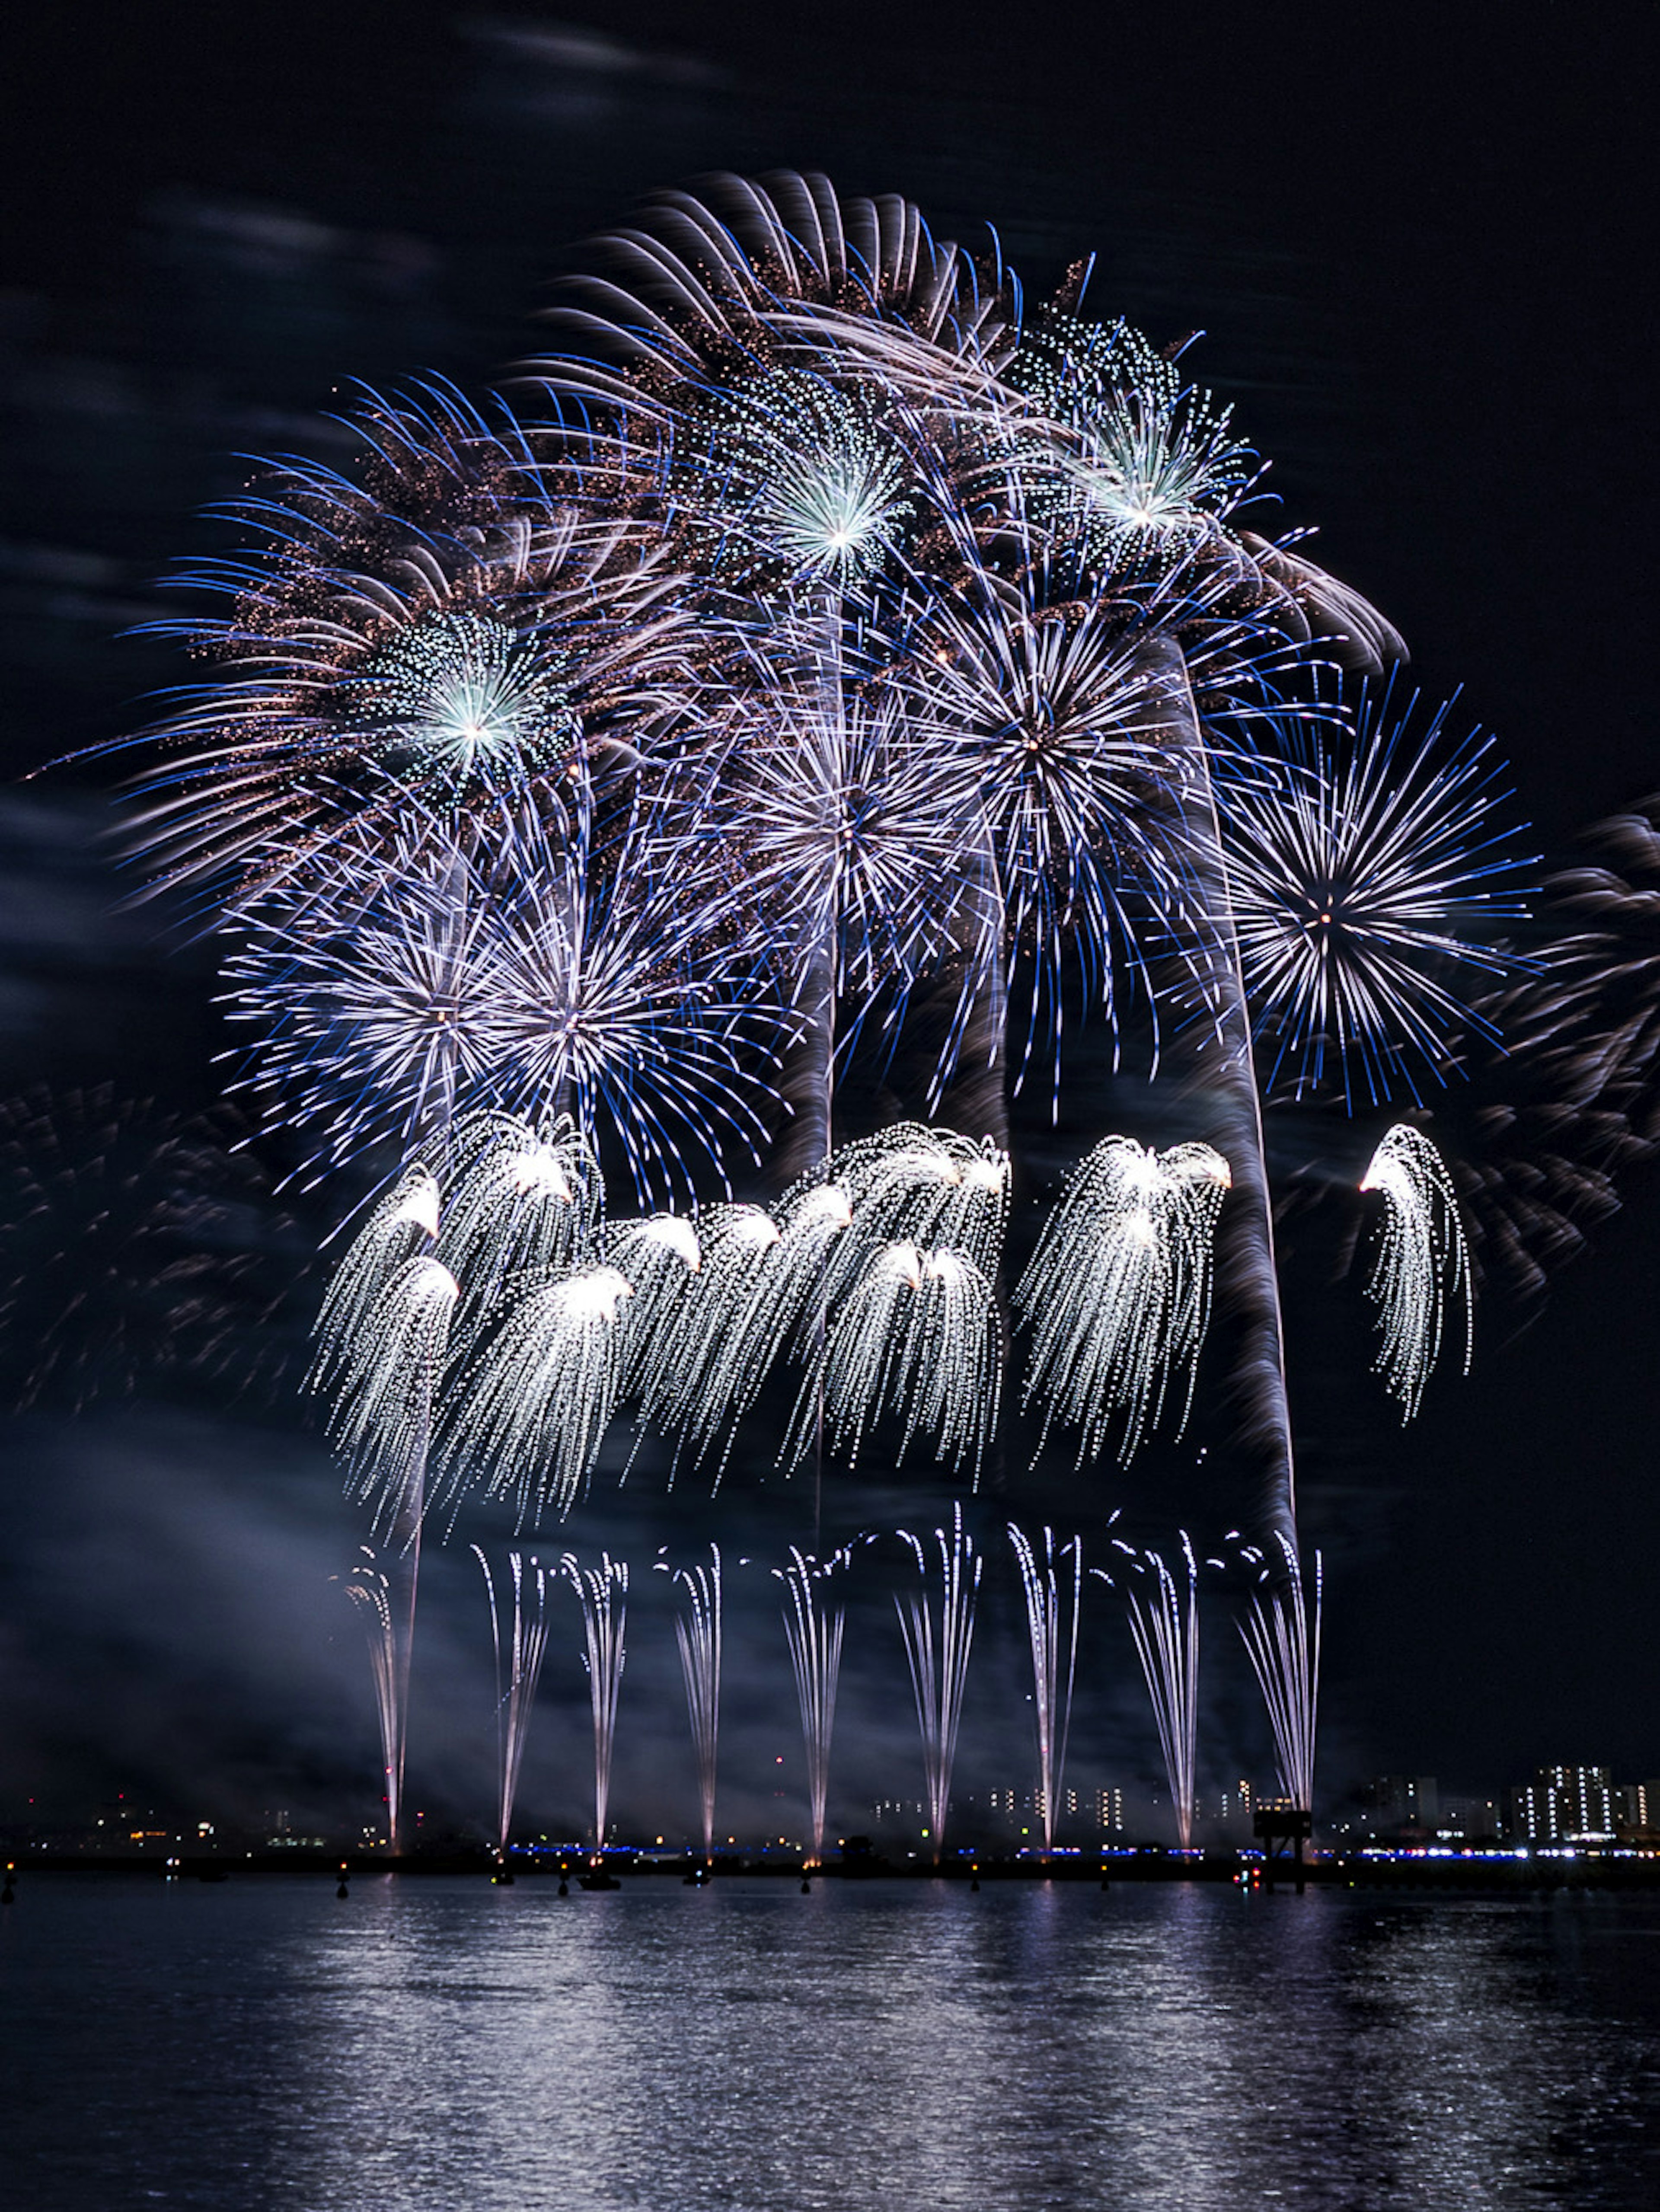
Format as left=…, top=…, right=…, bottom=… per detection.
left=1617, top=1781, right=1660, bottom=1841
left=1436, top=1796, right=1504, bottom=1844
left=1509, top=1766, right=1616, bottom=1845
left=1359, top=1776, right=1439, bottom=1838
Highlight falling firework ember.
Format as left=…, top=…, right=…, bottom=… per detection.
left=775, top=1545, right=856, bottom=1867
left=659, top=1545, right=723, bottom=1862
left=792, top=1238, right=1000, bottom=1479
left=562, top=1551, right=629, bottom=1860
left=444, top=1264, right=632, bottom=1524
left=1008, top=1524, right=1083, bottom=1855
left=1360, top=1124, right=1472, bottom=1420
left=1105, top=1537, right=1201, bottom=1852
left=608, top=1210, right=703, bottom=1398
left=1018, top=1137, right=1229, bottom=1463
left=638, top=1203, right=786, bottom=1478
left=472, top=1547, right=554, bottom=1857
left=440, top=1111, right=602, bottom=1325
left=894, top=1507, right=981, bottom=1860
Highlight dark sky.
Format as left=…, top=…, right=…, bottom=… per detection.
left=0, top=1, right=1655, bottom=1836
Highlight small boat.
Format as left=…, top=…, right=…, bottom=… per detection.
left=578, top=1869, right=621, bottom=1891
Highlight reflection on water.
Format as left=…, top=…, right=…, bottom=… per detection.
left=4, top=1877, right=1658, bottom=2210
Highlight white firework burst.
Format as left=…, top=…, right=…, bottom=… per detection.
left=1359, top=1123, right=1472, bottom=1420
left=1018, top=1136, right=1229, bottom=1462
left=443, top=1263, right=632, bottom=1524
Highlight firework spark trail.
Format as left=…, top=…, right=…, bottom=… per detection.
left=1008, top=1524, right=1083, bottom=1855
left=894, top=1507, right=981, bottom=1861
left=1360, top=1124, right=1473, bottom=1420
left=339, top=1549, right=405, bottom=1853
left=788, top=1238, right=1000, bottom=1479
left=705, top=640, right=995, bottom=1171
left=1237, top=1535, right=1322, bottom=1813
left=443, top=1264, right=632, bottom=1525
left=1017, top=1137, right=1229, bottom=1463
left=1102, top=1537, right=1201, bottom=1852
left=775, top=1545, right=856, bottom=1866
left=562, top=1551, right=629, bottom=1860
left=1219, top=686, right=1532, bottom=1108
left=312, top=1166, right=441, bottom=1360
left=439, top=1111, right=601, bottom=1327
left=658, top=1545, right=723, bottom=1862
left=910, top=575, right=1187, bottom=1108
left=472, top=1547, right=553, bottom=1856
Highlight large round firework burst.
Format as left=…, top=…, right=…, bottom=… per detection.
left=95, top=381, right=701, bottom=910
left=221, top=795, right=784, bottom=1200
left=538, top=170, right=1020, bottom=414
left=1004, top=312, right=1259, bottom=575
left=1217, top=685, right=1533, bottom=1108
left=670, top=367, right=919, bottom=596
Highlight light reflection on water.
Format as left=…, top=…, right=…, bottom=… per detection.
left=4, top=1877, right=1659, bottom=2209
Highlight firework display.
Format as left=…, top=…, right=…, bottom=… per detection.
left=68, top=169, right=1584, bottom=1844
left=895, top=1507, right=981, bottom=1859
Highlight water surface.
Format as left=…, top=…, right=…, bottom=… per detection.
left=4, top=1875, right=1657, bottom=2209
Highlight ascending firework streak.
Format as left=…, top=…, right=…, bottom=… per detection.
left=658, top=1545, right=723, bottom=1863
left=1008, top=1524, right=1084, bottom=1856
left=895, top=1507, right=981, bottom=1861
left=1106, top=1537, right=1201, bottom=1852
left=1237, top=1535, right=1322, bottom=1812
left=313, top=1175, right=456, bottom=1852
left=790, top=1239, right=1000, bottom=1479
left=1360, top=1124, right=1472, bottom=1420
left=338, top=1549, right=404, bottom=1851
left=1018, top=1137, right=1229, bottom=1462
left=562, top=1552, right=628, bottom=1860
left=472, top=1547, right=553, bottom=1857
left=775, top=1545, right=857, bottom=1866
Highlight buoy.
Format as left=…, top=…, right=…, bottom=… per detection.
left=557, top=1876, right=569, bottom=1896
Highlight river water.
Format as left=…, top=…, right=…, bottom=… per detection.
left=3, top=1875, right=1657, bottom=2209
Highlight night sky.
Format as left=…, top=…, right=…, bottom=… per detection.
left=1, top=1, right=1654, bottom=1840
